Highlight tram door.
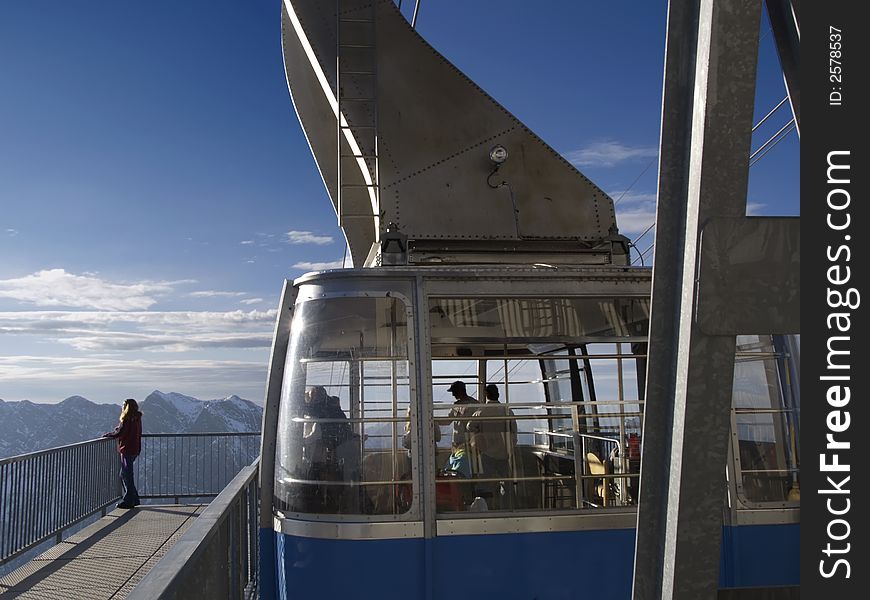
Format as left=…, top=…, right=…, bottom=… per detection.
left=272, top=289, right=428, bottom=600
left=425, top=295, right=650, bottom=599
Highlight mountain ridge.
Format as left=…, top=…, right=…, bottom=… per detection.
left=0, top=391, right=263, bottom=459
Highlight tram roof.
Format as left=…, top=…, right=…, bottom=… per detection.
left=292, top=264, right=652, bottom=287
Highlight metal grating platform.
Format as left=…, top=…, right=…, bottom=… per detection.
left=0, top=505, right=205, bottom=599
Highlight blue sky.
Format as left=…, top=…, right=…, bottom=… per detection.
left=0, top=1, right=798, bottom=404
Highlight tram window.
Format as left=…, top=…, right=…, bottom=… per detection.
left=274, top=296, right=415, bottom=517
left=732, top=335, right=799, bottom=505
left=429, top=296, right=649, bottom=514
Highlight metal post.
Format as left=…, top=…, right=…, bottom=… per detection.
left=764, top=0, right=800, bottom=136
left=632, top=0, right=762, bottom=598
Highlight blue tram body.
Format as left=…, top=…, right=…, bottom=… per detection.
left=257, top=268, right=800, bottom=599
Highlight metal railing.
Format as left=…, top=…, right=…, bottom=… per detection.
left=0, top=432, right=262, bottom=566
left=136, top=433, right=261, bottom=502
left=127, top=460, right=260, bottom=600
left=0, top=438, right=120, bottom=565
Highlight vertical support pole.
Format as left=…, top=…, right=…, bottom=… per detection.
left=632, top=0, right=761, bottom=598
left=764, top=0, right=800, bottom=136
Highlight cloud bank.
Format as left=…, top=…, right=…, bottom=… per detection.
left=566, top=141, right=658, bottom=168
left=0, top=269, right=177, bottom=311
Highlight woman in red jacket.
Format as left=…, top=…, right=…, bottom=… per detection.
left=103, top=398, right=143, bottom=509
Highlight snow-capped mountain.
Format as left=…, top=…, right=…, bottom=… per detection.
left=0, top=391, right=263, bottom=459
left=142, top=390, right=263, bottom=434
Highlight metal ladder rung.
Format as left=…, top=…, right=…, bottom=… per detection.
left=338, top=2, right=378, bottom=221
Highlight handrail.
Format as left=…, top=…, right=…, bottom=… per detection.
left=0, top=437, right=113, bottom=465
left=127, top=460, right=260, bottom=600
left=135, top=432, right=261, bottom=501
left=0, top=438, right=120, bottom=565
left=141, top=432, right=261, bottom=438
left=0, top=432, right=262, bottom=567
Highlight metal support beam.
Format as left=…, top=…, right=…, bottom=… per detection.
left=632, top=0, right=762, bottom=598
left=764, top=0, right=800, bottom=136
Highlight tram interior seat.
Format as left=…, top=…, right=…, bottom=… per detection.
left=361, top=446, right=546, bottom=513
left=585, top=452, right=610, bottom=507
left=362, top=451, right=411, bottom=513
left=512, top=446, right=544, bottom=509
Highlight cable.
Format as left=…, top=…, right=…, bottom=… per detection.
left=411, top=0, right=421, bottom=28
left=634, top=243, right=655, bottom=266
left=613, top=157, right=657, bottom=206
left=628, top=242, right=645, bottom=267
left=752, top=96, right=788, bottom=132
left=750, top=119, right=796, bottom=166
left=631, top=221, right=656, bottom=246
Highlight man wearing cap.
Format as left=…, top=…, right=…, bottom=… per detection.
left=447, top=380, right=475, bottom=445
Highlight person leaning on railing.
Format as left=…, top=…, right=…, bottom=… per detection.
left=102, top=398, right=143, bottom=509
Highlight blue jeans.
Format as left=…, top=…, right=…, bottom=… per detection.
left=120, top=454, right=140, bottom=505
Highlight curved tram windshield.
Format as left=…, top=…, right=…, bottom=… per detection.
left=275, top=295, right=412, bottom=516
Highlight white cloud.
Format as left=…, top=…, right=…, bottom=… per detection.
left=5, top=228, right=18, bottom=236
left=292, top=260, right=345, bottom=271
left=0, top=355, right=268, bottom=404
left=617, top=209, right=657, bottom=239
left=610, top=190, right=657, bottom=239
left=0, top=309, right=277, bottom=352
left=189, top=290, right=247, bottom=298
left=240, top=240, right=254, bottom=245
left=608, top=191, right=657, bottom=207
left=0, top=269, right=175, bottom=310
left=565, top=141, right=658, bottom=168
left=747, top=202, right=766, bottom=215
left=240, top=298, right=264, bottom=305
left=0, top=355, right=265, bottom=383
left=286, top=230, right=334, bottom=245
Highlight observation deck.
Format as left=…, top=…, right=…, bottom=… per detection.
left=0, top=433, right=260, bottom=599
left=0, top=504, right=205, bottom=598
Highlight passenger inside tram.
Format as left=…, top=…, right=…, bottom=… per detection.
left=467, top=384, right=518, bottom=509
left=299, top=385, right=362, bottom=512
left=444, top=380, right=475, bottom=483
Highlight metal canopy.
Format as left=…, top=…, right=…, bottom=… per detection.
left=281, top=0, right=624, bottom=267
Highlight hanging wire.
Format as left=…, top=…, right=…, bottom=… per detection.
left=614, top=157, right=657, bottom=206
left=752, top=96, right=788, bottom=132
left=411, top=0, right=421, bottom=28
left=750, top=118, right=796, bottom=166
left=632, top=242, right=655, bottom=266
left=629, top=242, right=646, bottom=267
left=631, top=221, right=656, bottom=246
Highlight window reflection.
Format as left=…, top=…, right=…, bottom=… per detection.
left=430, top=296, right=650, bottom=514
left=274, top=296, right=413, bottom=516
left=733, top=335, right=800, bottom=504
